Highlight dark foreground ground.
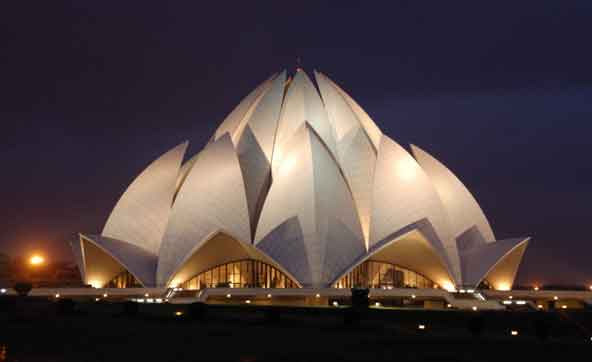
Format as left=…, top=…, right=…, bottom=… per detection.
left=1, top=297, right=591, bottom=362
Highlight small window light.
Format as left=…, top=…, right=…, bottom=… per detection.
left=472, top=306, right=478, bottom=311
left=226, top=294, right=231, bottom=298
left=418, top=324, right=426, bottom=330
left=511, top=330, right=519, bottom=336
left=245, top=299, right=251, bottom=304
left=332, top=301, right=339, bottom=307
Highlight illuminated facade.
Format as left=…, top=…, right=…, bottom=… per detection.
left=71, top=69, right=530, bottom=292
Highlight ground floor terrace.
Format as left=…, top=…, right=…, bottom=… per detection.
left=2, top=286, right=591, bottom=311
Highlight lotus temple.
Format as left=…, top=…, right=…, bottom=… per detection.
left=66, top=69, right=536, bottom=307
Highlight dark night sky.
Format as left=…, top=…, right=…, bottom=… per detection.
left=2, top=1, right=592, bottom=286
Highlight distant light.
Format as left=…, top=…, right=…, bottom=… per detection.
left=447, top=304, right=452, bottom=308
left=164, top=298, right=168, bottom=302
left=534, top=286, right=539, bottom=291
left=155, top=298, right=163, bottom=303
left=0, top=288, right=6, bottom=294
left=175, top=311, right=183, bottom=316
left=245, top=299, right=251, bottom=304
left=315, top=293, right=320, bottom=298
left=29, top=255, right=44, bottom=266
left=562, top=305, right=567, bottom=309
left=467, top=289, right=475, bottom=293
left=55, top=293, right=60, bottom=298
left=515, top=301, right=527, bottom=305
left=136, top=298, right=144, bottom=303
left=375, top=302, right=381, bottom=307
left=88, top=280, right=102, bottom=288
left=537, top=304, right=544, bottom=309
left=508, top=295, right=513, bottom=300
left=502, top=301, right=512, bottom=305
left=472, top=306, right=478, bottom=311
left=554, top=296, right=559, bottom=300
left=332, top=301, right=339, bottom=307
left=267, top=294, right=272, bottom=298
left=589, top=285, right=592, bottom=291
left=147, top=298, right=154, bottom=303
left=226, top=294, right=231, bottom=298
left=418, top=324, right=426, bottom=330
left=411, top=294, right=416, bottom=299
left=103, top=293, right=108, bottom=298
left=95, top=298, right=100, bottom=302
left=144, top=293, right=149, bottom=297
left=511, top=330, right=519, bottom=336
left=459, top=289, right=466, bottom=294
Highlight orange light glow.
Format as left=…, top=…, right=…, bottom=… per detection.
left=29, top=255, right=45, bottom=266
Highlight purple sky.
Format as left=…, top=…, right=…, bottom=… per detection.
left=2, top=1, right=592, bottom=286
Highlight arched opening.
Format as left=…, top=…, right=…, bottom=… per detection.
left=178, top=259, right=298, bottom=290
left=334, top=260, right=435, bottom=289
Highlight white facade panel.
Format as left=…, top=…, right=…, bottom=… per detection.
left=102, top=142, right=188, bottom=254
left=370, top=136, right=461, bottom=283
left=411, top=145, right=495, bottom=243
left=157, top=134, right=251, bottom=286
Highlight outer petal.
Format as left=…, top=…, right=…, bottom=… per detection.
left=370, top=136, right=461, bottom=283
left=79, top=233, right=158, bottom=287
left=460, top=237, right=530, bottom=289
left=256, top=124, right=365, bottom=287
left=157, top=134, right=251, bottom=286
left=411, top=145, right=495, bottom=243
left=102, top=142, right=188, bottom=254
